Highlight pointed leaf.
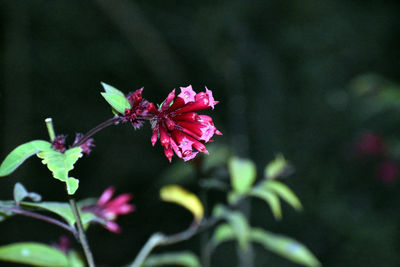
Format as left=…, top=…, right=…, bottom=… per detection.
left=160, top=185, right=204, bottom=222
left=13, top=183, right=41, bottom=205
left=144, top=251, right=200, bottom=267
left=101, top=92, right=131, bottom=114
left=250, top=228, right=321, bottom=267
left=249, top=187, right=282, bottom=220
left=36, top=147, right=82, bottom=195
left=263, top=181, right=302, bottom=211
left=101, top=82, right=125, bottom=96
left=0, top=242, right=69, bottom=266
left=213, top=206, right=251, bottom=251
left=211, top=223, right=235, bottom=248
left=224, top=210, right=251, bottom=251
left=228, top=157, right=256, bottom=194
left=0, top=140, right=51, bottom=177
left=265, top=154, right=292, bottom=179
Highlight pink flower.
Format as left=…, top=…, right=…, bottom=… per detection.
left=82, top=187, right=135, bottom=233
left=52, top=236, right=72, bottom=253
left=123, top=88, right=156, bottom=130
left=377, top=160, right=399, bottom=183
left=355, top=132, right=385, bottom=157
left=52, top=135, right=67, bottom=153
left=150, top=85, right=222, bottom=162
left=73, top=133, right=95, bottom=155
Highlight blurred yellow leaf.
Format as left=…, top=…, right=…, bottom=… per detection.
left=160, top=185, right=204, bottom=222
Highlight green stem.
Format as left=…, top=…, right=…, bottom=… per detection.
left=73, top=116, right=121, bottom=147
left=45, top=118, right=56, bottom=142
left=69, top=198, right=96, bottom=267
left=130, top=223, right=200, bottom=267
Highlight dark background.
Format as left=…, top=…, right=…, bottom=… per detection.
left=1, top=0, right=400, bottom=266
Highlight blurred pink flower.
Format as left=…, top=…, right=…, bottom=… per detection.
left=83, top=187, right=135, bottom=233
left=377, top=160, right=399, bottom=183
left=52, top=236, right=72, bottom=253
left=355, top=132, right=385, bottom=157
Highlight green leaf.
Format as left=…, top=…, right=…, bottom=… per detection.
left=263, top=181, right=302, bottom=211
left=211, top=223, right=235, bottom=248
left=101, top=82, right=125, bottom=96
left=67, top=251, right=85, bottom=267
left=249, top=187, right=282, bottom=220
left=160, top=185, right=204, bottom=222
left=0, top=201, right=15, bottom=222
left=250, top=228, right=321, bottom=267
left=0, top=140, right=51, bottom=177
left=144, top=251, right=200, bottom=267
left=101, top=92, right=131, bottom=114
left=21, top=201, right=99, bottom=229
left=36, top=147, right=83, bottom=195
left=13, top=183, right=41, bottom=205
left=228, top=157, right=256, bottom=194
left=0, top=242, right=69, bottom=267
left=264, top=154, right=291, bottom=180
left=215, top=207, right=251, bottom=251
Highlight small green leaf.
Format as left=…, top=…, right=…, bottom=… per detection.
left=13, top=183, right=41, bottom=205
left=160, top=185, right=204, bottom=222
left=249, top=187, right=282, bottom=220
left=0, top=242, right=69, bottom=267
left=21, top=201, right=99, bottom=229
left=250, top=228, right=321, bottom=267
left=211, top=223, right=235, bottom=247
left=101, top=82, right=125, bottom=96
left=228, top=157, right=256, bottom=194
left=0, top=140, right=51, bottom=177
left=264, top=154, right=290, bottom=179
left=101, top=92, right=131, bottom=114
left=0, top=201, right=15, bottom=221
left=144, top=251, right=200, bottom=267
left=263, top=181, right=302, bottom=211
left=37, top=147, right=83, bottom=195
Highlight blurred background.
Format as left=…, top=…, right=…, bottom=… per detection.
left=1, top=0, right=400, bottom=266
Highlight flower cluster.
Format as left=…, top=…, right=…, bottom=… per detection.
left=354, top=131, right=399, bottom=183
left=122, top=85, right=221, bottom=162
left=82, top=187, right=135, bottom=233
left=51, top=134, right=95, bottom=155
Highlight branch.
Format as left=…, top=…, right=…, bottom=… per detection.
left=1, top=206, right=78, bottom=239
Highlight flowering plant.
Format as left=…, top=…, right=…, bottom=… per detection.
left=0, top=83, right=319, bottom=267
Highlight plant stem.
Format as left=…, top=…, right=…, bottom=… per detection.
left=130, top=223, right=200, bottom=267
left=45, top=117, right=96, bottom=265
left=69, top=198, right=96, bottom=267
left=73, top=116, right=121, bottom=147
left=1, top=206, right=78, bottom=238
left=45, top=118, right=56, bottom=142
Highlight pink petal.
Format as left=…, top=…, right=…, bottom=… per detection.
left=98, top=187, right=115, bottom=206
left=178, top=85, right=196, bottom=104
left=105, top=221, right=121, bottom=233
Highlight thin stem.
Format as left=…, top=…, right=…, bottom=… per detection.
left=130, top=223, right=200, bottom=267
left=45, top=118, right=56, bottom=142
left=73, top=116, right=121, bottom=147
left=1, top=206, right=78, bottom=238
left=69, top=198, right=96, bottom=267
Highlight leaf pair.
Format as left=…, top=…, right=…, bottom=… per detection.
left=211, top=219, right=321, bottom=267
left=100, top=82, right=131, bottom=114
